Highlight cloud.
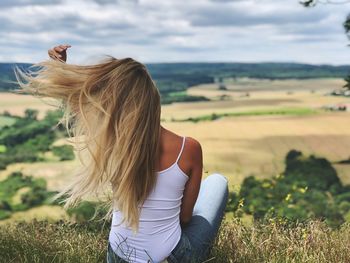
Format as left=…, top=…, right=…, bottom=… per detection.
left=0, top=0, right=61, bottom=7
left=189, top=5, right=327, bottom=27
left=92, top=0, right=138, bottom=4
left=0, top=0, right=349, bottom=64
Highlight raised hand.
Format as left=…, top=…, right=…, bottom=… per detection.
left=48, top=44, right=71, bottom=62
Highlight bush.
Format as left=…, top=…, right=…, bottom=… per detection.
left=21, top=188, right=50, bottom=207
left=51, top=145, right=75, bottom=161
left=235, top=150, right=350, bottom=228
left=0, top=210, right=11, bottom=220
left=66, top=201, right=109, bottom=223
left=285, top=150, right=342, bottom=191
left=0, top=150, right=38, bottom=171
left=0, top=172, right=56, bottom=214
left=66, top=201, right=97, bottom=222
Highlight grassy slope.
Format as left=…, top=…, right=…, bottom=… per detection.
left=0, top=219, right=349, bottom=263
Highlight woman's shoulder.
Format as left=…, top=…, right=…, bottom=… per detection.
left=184, top=136, right=202, bottom=155
left=163, top=127, right=202, bottom=156
left=181, top=136, right=202, bottom=179
left=169, top=131, right=201, bottom=152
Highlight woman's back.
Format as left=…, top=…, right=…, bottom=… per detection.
left=18, top=46, right=227, bottom=263
left=109, top=136, right=189, bottom=262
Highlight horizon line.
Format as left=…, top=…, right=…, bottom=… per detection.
left=0, top=60, right=350, bottom=67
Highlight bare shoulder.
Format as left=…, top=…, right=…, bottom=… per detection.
left=184, top=137, right=202, bottom=179
left=162, top=127, right=202, bottom=157
left=185, top=136, right=202, bottom=158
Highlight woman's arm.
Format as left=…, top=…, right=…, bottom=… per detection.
left=180, top=137, right=203, bottom=226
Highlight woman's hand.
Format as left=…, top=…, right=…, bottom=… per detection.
left=48, top=44, right=71, bottom=62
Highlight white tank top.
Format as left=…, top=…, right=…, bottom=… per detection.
left=109, top=136, right=189, bottom=263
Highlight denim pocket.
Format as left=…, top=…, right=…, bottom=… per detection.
left=107, top=242, right=128, bottom=263
left=168, top=233, right=192, bottom=263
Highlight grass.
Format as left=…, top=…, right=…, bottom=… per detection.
left=211, top=218, right=350, bottom=263
left=0, top=218, right=349, bottom=263
left=0, top=220, right=106, bottom=263
left=173, top=107, right=319, bottom=122
left=0, top=205, right=69, bottom=225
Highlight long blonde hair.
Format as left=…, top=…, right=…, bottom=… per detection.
left=15, top=57, right=161, bottom=233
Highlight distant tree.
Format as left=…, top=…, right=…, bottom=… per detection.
left=300, top=1, right=350, bottom=90
left=218, top=83, right=227, bottom=90
left=2, top=111, right=12, bottom=117
left=51, top=145, right=75, bottom=161
left=24, top=109, right=38, bottom=120
left=0, top=109, right=65, bottom=170
left=300, top=0, right=350, bottom=7
left=211, top=113, right=219, bottom=121
left=219, top=94, right=232, bottom=101
left=344, top=75, right=350, bottom=89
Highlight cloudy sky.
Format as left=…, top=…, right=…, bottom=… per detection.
left=0, top=0, right=349, bottom=65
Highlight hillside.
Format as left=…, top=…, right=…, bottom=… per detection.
left=1, top=62, right=350, bottom=93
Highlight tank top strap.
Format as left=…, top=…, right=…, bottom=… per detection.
left=175, top=136, right=186, bottom=164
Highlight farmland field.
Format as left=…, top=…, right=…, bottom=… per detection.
left=161, top=78, right=350, bottom=189
left=163, top=113, right=350, bottom=189
left=0, top=92, right=59, bottom=119
left=1, top=78, right=350, bottom=193
left=161, top=78, right=345, bottom=120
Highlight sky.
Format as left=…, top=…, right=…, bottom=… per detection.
left=0, top=0, right=349, bottom=65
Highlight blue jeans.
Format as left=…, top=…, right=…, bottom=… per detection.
left=107, top=173, right=229, bottom=263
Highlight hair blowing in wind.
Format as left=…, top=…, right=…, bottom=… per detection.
left=15, top=57, right=161, bottom=233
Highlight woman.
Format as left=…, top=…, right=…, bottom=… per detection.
left=16, top=44, right=229, bottom=263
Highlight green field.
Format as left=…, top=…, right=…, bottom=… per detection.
left=173, top=107, right=320, bottom=122
left=0, top=116, right=16, bottom=128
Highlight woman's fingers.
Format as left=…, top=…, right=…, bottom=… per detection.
left=59, top=44, right=71, bottom=49
left=54, top=46, right=64, bottom=52
left=48, top=49, right=63, bottom=61
left=48, top=44, right=71, bottom=62
left=58, top=44, right=71, bottom=51
left=48, top=49, right=57, bottom=58
left=52, top=44, right=71, bottom=53
left=48, top=49, right=61, bottom=58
